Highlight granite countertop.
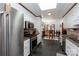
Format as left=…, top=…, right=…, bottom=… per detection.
left=66, top=29, right=79, bottom=47
left=67, top=35, right=79, bottom=47
left=24, top=32, right=39, bottom=41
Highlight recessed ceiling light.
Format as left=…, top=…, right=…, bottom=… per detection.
left=48, top=12, right=52, bottom=15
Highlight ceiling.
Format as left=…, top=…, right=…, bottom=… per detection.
left=42, top=3, right=75, bottom=19
left=20, top=3, right=75, bottom=18
left=20, top=3, right=41, bottom=17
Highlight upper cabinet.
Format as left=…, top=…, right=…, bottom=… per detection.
left=63, top=4, right=79, bottom=28
left=19, top=3, right=41, bottom=17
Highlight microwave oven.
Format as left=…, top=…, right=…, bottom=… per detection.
left=24, top=21, right=34, bottom=29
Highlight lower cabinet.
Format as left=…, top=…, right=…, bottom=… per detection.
left=77, top=48, right=79, bottom=56
left=59, top=35, right=63, bottom=46
left=37, top=34, right=41, bottom=44
left=66, top=38, right=78, bottom=56
left=24, top=39, right=30, bottom=56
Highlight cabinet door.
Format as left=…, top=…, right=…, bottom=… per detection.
left=66, top=45, right=71, bottom=56
left=70, top=44, right=78, bottom=56
left=71, top=48, right=77, bottom=56
left=24, top=39, right=30, bottom=56
left=65, top=38, right=70, bottom=55
left=37, top=34, right=42, bottom=44
left=66, top=39, right=78, bottom=56
left=77, top=48, right=79, bottom=56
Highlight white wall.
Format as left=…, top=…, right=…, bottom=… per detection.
left=35, top=17, right=42, bottom=44
left=55, top=19, right=61, bottom=31
left=63, top=4, right=79, bottom=28
left=11, top=3, right=42, bottom=44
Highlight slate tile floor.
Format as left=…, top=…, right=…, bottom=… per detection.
left=31, top=37, right=66, bottom=56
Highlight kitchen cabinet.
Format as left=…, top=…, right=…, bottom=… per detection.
left=77, top=48, right=79, bottom=56
left=24, top=38, right=30, bottom=56
left=59, top=35, right=63, bottom=46
left=65, top=38, right=78, bottom=56
left=37, top=34, right=42, bottom=44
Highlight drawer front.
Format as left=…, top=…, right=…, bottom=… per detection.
left=24, top=39, right=30, bottom=44
left=24, top=42, right=30, bottom=47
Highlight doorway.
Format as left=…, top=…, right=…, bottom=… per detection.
left=42, top=24, right=55, bottom=40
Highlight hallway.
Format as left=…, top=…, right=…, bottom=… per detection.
left=32, top=38, right=65, bottom=56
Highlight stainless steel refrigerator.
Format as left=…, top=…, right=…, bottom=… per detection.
left=0, top=4, right=24, bottom=56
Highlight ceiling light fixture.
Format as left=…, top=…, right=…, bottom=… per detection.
left=48, top=12, right=52, bottom=15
